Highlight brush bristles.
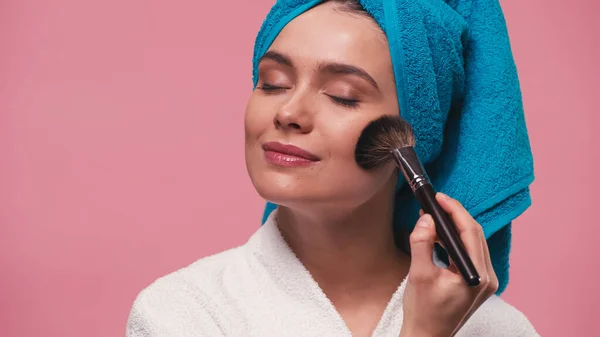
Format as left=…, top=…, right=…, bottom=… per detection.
left=355, top=115, right=415, bottom=170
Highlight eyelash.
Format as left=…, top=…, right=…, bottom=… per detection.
left=257, top=83, right=287, bottom=92
left=257, top=83, right=360, bottom=108
left=327, top=95, right=360, bottom=108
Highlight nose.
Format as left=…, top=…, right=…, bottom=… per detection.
left=273, top=91, right=314, bottom=134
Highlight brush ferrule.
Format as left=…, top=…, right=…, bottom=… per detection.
left=392, top=147, right=431, bottom=192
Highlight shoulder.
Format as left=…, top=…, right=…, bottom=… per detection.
left=131, top=245, right=243, bottom=304
left=457, top=295, right=540, bottom=337
left=126, top=247, right=245, bottom=337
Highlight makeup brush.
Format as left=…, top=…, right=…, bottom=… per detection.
left=355, top=115, right=481, bottom=287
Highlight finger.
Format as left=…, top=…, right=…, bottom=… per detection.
left=444, top=251, right=459, bottom=273
left=479, top=233, right=500, bottom=294
left=435, top=193, right=476, bottom=235
left=443, top=196, right=499, bottom=294
left=409, top=214, right=440, bottom=279
left=451, top=232, right=498, bottom=333
left=435, top=193, right=487, bottom=280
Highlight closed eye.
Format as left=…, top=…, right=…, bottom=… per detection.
left=327, top=95, right=360, bottom=108
left=257, top=83, right=290, bottom=92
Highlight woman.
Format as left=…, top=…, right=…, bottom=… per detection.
left=126, top=0, right=538, bottom=336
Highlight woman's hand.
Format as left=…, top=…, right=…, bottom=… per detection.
left=399, top=193, right=499, bottom=337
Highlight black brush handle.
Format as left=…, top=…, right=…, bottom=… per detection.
left=414, top=184, right=481, bottom=287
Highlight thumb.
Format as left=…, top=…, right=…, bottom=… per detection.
left=409, top=214, right=439, bottom=278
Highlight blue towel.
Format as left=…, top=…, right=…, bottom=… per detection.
left=253, top=0, right=534, bottom=294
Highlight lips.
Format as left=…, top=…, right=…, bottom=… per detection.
left=262, top=142, right=320, bottom=167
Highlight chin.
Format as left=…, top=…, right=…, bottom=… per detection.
left=250, top=170, right=310, bottom=205
left=250, top=173, right=374, bottom=213
left=246, top=154, right=397, bottom=211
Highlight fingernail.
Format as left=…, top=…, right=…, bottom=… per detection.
left=438, top=193, right=450, bottom=200
left=417, top=215, right=432, bottom=228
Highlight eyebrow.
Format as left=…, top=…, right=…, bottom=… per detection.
left=318, top=63, right=379, bottom=90
left=259, top=51, right=293, bottom=67
left=259, top=50, right=379, bottom=90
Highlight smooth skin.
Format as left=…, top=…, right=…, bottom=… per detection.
left=244, top=2, right=498, bottom=336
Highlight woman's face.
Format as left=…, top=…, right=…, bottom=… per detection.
left=245, top=2, right=400, bottom=210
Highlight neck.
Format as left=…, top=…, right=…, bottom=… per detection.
left=275, top=177, right=410, bottom=299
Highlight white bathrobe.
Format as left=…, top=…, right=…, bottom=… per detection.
left=126, top=210, right=539, bottom=337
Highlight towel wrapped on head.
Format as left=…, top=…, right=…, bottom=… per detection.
left=256, top=0, right=535, bottom=294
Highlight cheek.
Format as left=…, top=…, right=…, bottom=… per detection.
left=244, top=93, right=270, bottom=142
left=319, top=115, right=395, bottom=199
left=323, top=114, right=365, bottom=167
left=244, top=93, right=280, bottom=192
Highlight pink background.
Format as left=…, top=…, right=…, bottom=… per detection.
left=1, top=0, right=598, bottom=336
